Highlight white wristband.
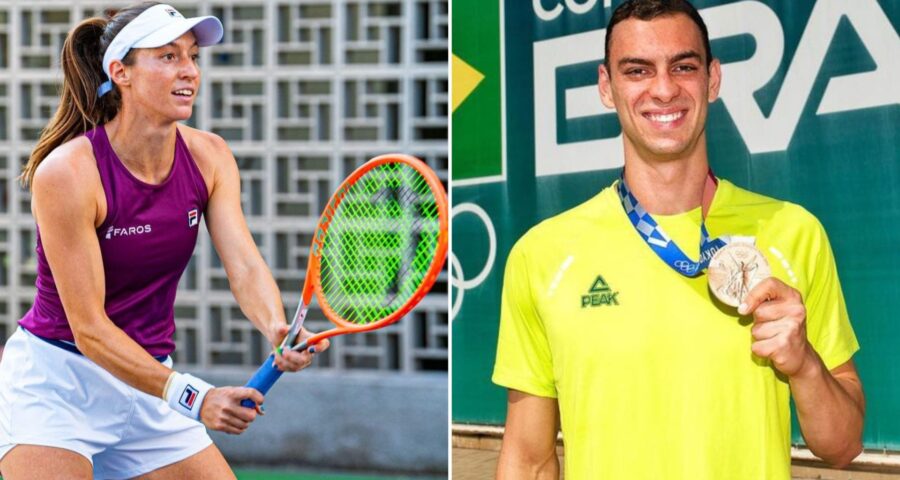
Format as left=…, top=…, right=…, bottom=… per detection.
left=164, top=372, right=214, bottom=420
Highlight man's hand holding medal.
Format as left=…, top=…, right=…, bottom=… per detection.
left=708, top=243, right=819, bottom=379
left=740, top=277, right=818, bottom=379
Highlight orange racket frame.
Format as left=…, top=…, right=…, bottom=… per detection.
left=298, top=153, right=448, bottom=347
left=242, top=154, right=447, bottom=407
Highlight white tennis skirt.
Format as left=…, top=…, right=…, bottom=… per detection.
left=0, top=327, right=212, bottom=479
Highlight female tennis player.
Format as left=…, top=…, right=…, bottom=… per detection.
left=0, top=3, right=328, bottom=479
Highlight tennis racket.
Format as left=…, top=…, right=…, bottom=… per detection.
left=241, top=154, right=448, bottom=408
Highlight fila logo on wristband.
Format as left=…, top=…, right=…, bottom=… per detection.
left=165, top=372, right=213, bottom=420
left=179, top=384, right=200, bottom=409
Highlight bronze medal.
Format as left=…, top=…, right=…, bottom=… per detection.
left=707, top=242, right=770, bottom=307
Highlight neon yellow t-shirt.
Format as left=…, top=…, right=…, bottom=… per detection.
left=492, top=179, right=859, bottom=480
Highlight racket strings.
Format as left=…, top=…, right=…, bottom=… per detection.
left=317, top=161, right=441, bottom=325
left=321, top=169, right=434, bottom=323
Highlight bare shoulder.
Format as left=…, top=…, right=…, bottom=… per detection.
left=31, top=135, right=103, bottom=222
left=176, top=124, right=234, bottom=176
left=32, top=135, right=99, bottom=195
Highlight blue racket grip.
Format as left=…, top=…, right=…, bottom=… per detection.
left=241, top=353, right=284, bottom=408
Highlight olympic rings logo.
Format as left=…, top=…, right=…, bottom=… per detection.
left=673, top=260, right=698, bottom=274
left=450, top=203, right=497, bottom=321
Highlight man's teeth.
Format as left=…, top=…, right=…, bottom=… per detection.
left=174, top=89, right=193, bottom=96
left=647, top=111, right=684, bottom=123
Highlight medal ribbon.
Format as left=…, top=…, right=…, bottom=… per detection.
left=616, top=172, right=726, bottom=277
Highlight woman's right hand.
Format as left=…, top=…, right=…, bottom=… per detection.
left=199, top=386, right=264, bottom=434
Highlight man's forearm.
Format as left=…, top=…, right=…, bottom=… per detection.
left=496, top=448, right=559, bottom=480
left=790, top=352, right=864, bottom=468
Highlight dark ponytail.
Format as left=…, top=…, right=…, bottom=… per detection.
left=21, top=2, right=159, bottom=189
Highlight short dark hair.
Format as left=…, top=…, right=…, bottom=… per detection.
left=604, top=0, right=712, bottom=70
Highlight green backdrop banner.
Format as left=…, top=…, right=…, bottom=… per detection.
left=451, top=0, right=900, bottom=449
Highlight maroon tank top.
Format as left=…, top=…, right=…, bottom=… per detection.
left=20, top=125, right=209, bottom=356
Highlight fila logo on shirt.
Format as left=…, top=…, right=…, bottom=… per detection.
left=581, top=275, right=619, bottom=308
left=179, top=384, right=200, bottom=409
left=187, top=209, right=199, bottom=228
left=105, top=224, right=152, bottom=239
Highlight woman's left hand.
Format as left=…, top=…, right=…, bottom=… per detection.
left=270, top=324, right=331, bottom=372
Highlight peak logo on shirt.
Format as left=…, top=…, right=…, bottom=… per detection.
left=581, top=275, right=619, bottom=307
left=105, top=224, right=152, bottom=239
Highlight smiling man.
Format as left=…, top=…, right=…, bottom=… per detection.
left=492, top=1, right=865, bottom=479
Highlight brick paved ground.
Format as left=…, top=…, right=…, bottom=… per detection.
left=452, top=447, right=900, bottom=479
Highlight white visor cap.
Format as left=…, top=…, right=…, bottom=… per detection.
left=98, top=4, right=223, bottom=97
